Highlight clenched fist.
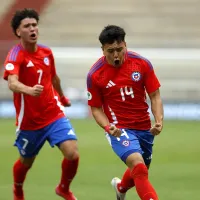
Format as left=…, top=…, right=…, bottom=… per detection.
left=105, top=125, right=121, bottom=137
left=150, top=123, right=163, bottom=136
left=27, top=84, right=44, bottom=96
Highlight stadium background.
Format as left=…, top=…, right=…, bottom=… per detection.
left=0, top=0, right=199, bottom=199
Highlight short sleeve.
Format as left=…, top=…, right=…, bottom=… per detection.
left=143, top=59, right=161, bottom=94
left=3, top=47, right=23, bottom=81
left=87, top=74, right=103, bottom=107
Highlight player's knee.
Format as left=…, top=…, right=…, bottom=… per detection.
left=131, top=163, right=148, bottom=179
left=20, top=156, right=35, bottom=168
left=60, top=140, right=79, bottom=160
left=65, top=149, right=79, bottom=160
left=126, top=152, right=144, bottom=169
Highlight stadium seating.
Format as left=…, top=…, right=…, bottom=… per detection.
left=39, top=0, right=200, bottom=48
left=0, top=0, right=199, bottom=102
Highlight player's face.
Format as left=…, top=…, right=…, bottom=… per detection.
left=17, top=18, right=38, bottom=44
left=102, top=41, right=126, bottom=67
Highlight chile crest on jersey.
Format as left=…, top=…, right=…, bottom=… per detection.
left=132, top=71, right=141, bottom=82
left=129, top=60, right=142, bottom=82
left=44, top=57, right=50, bottom=66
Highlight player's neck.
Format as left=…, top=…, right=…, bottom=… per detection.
left=20, top=41, right=37, bottom=53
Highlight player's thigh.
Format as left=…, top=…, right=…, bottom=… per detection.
left=15, top=129, right=47, bottom=158
left=47, top=117, right=78, bottom=159
left=135, top=130, right=155, bottom=166
left=105, top=129, right=143, bottom=163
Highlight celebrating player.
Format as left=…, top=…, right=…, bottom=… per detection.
left=87, top=25, right=164, bottom=200
left=3, top=8, right=79, bottom=200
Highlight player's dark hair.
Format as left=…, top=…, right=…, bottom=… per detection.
left=99, top=25, right=126, bottom=45
left=11, top=8, right=39, bottom=37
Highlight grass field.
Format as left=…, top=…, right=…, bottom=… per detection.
left=0, top=119, right=200, bottom=200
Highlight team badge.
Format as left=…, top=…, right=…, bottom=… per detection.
left=87, top=91, right=92, bottom=100
left=132, top=71, right=141, bottom=82
left=20, top=150, right=26, bottom=155
left=44, top=57, right=49, bottom=66
left=122, top=140, right=130, bottom=147
left=5, top=63, right=14, bottom=70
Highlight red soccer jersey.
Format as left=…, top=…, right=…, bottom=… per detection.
left=87, top=51, right=161, bottom=130
left=4, top=44, right=65, bottom=130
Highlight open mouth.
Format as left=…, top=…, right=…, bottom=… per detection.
left=30, top=33, right=36, bottom=38
left=114, top=60, right=120, bottom=65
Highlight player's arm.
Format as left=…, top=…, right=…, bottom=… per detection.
left=90, top=106, right=110, bottom=129
left=52, top=74, right=64, bottom=97
left=87, top=74, right=109, bottom=129
left=50, top=52, right=71, bottom=107
left=144, top=60, right=164, bottom=135
left=8, top=74, right=43, bottom=96
left=87, top=73, right=121, bottom=137
left=148, top=89, right=164, bottom=126
left=4, top=49, right=43, bottom=96
left=90, top=106, right=121, bottom=137
left=52, top=75, right=71, bottom=107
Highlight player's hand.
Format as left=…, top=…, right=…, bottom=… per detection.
left=60, top=96, right=71, bottom=107
left=150, top=123, right=163, bottom=136
left=105, top=125, right=121, bottom=137
left=28, top=84, right=44, bottom=96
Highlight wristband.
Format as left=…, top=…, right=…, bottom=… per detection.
left=60, top=96, right=70, bottom=105
left=104, top=125, right=110, bottom=133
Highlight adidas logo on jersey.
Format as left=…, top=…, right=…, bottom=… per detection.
left=27, top=60, right=34, bottom=67
left=106, top=80, right=116, bottom=88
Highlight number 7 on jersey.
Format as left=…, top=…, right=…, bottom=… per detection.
left=37, top=69, right=43, bottom=84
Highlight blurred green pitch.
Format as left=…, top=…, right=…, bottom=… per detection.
left=0, top=119, right=199, bottom=200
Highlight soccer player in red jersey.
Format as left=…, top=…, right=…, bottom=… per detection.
left=3, top=9, right=79, bottom=200
left=87, top=25, right=164, bottom=200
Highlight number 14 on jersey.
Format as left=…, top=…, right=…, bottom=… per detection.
left=120, top=86, right=134, bottom=101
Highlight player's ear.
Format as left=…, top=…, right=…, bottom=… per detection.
left=124, top=41, right=127, bottom=47
left=16, top=29, right=20, bottom=37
